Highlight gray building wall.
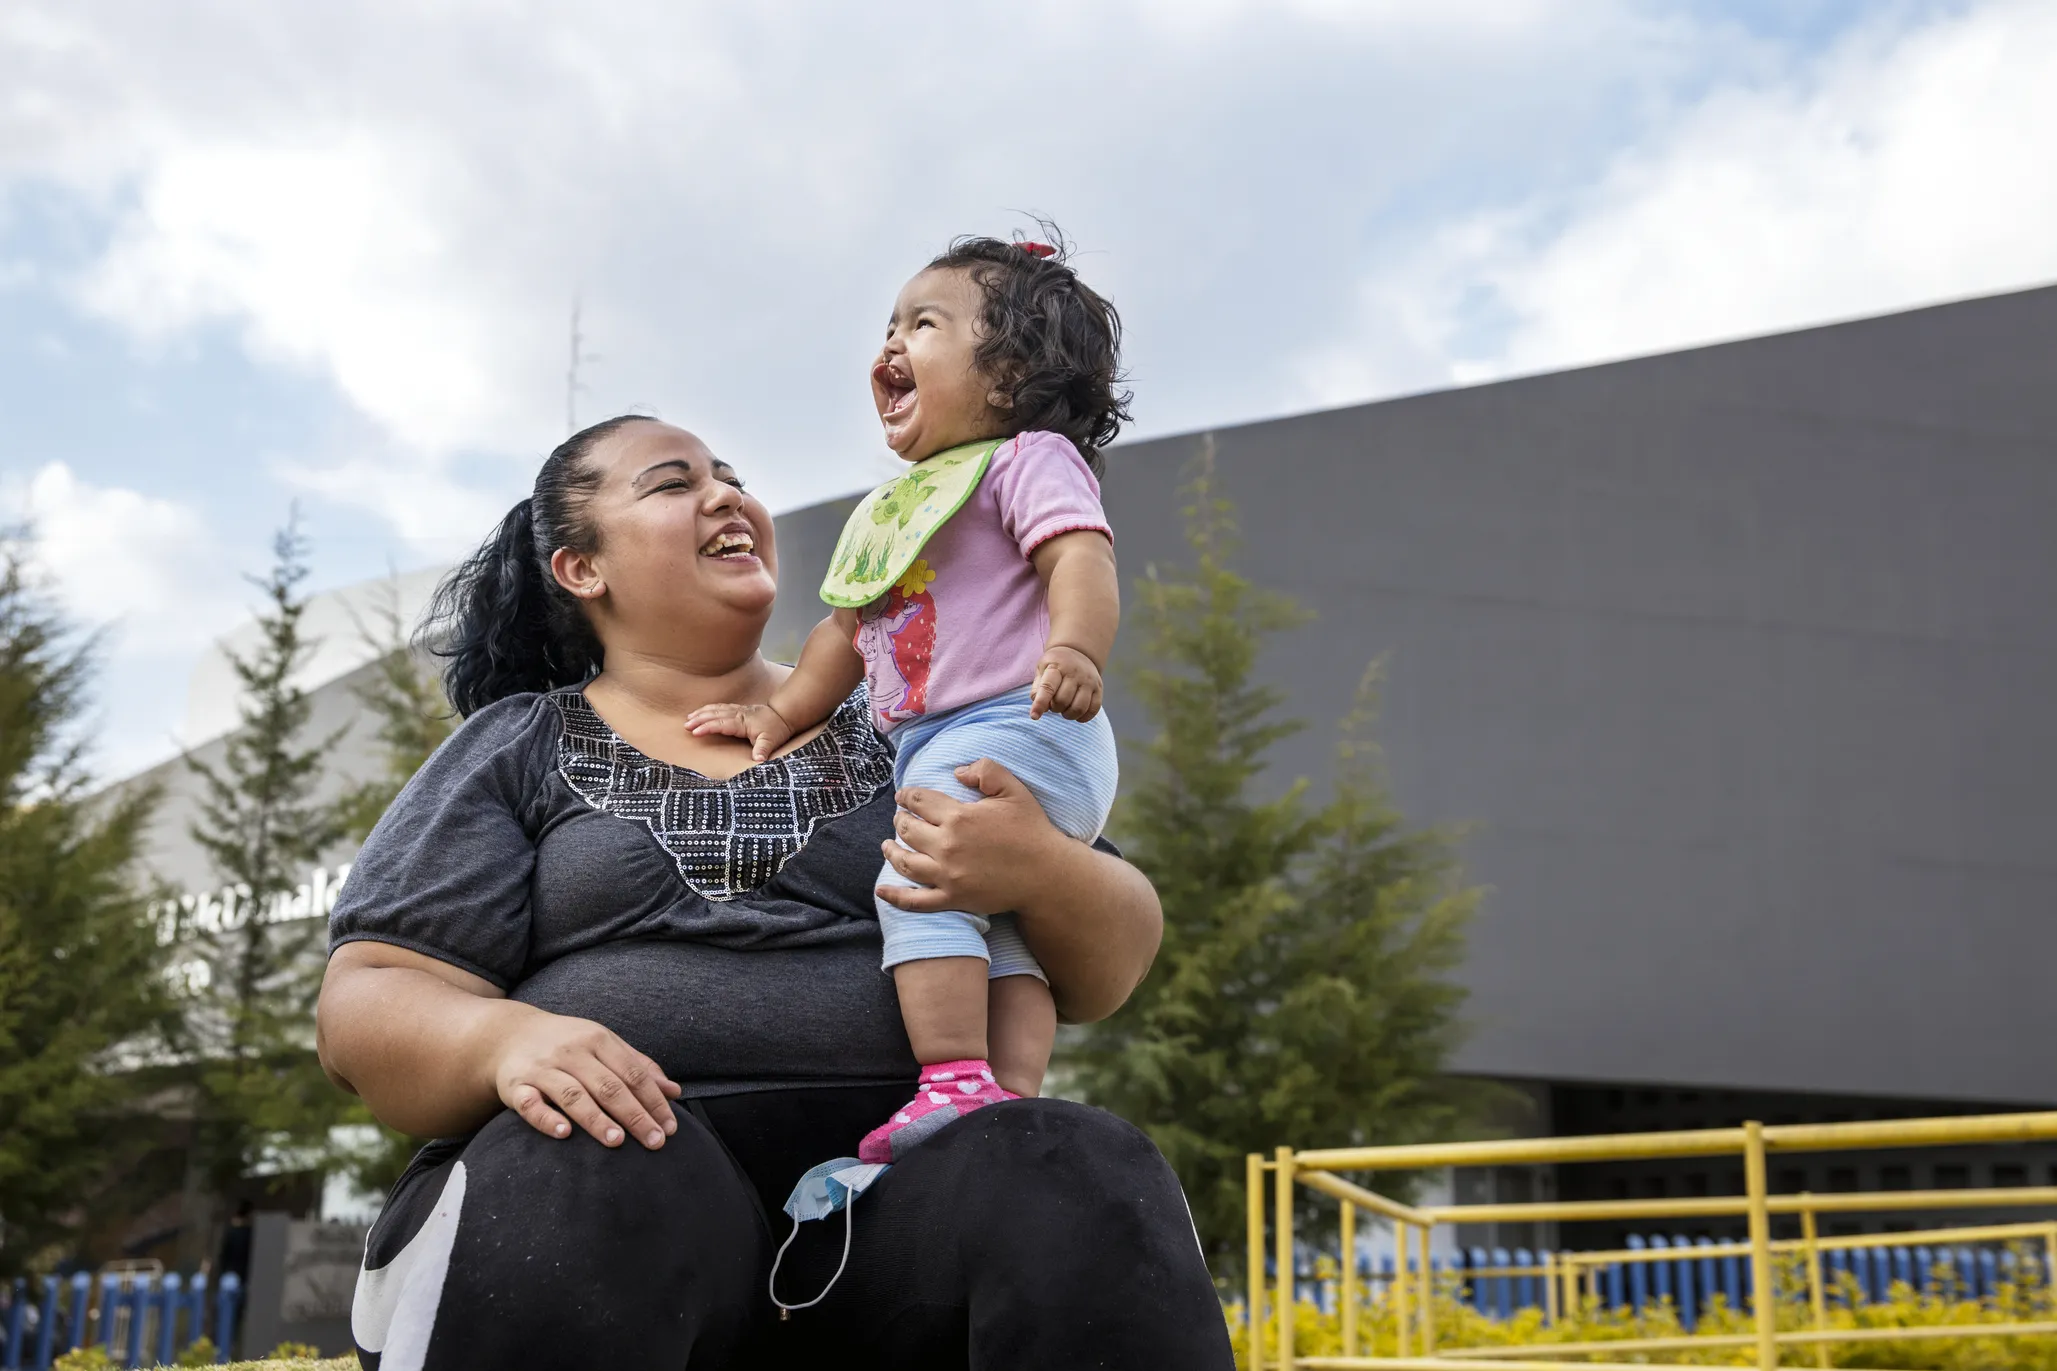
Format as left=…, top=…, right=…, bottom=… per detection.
left=770, top=284, right=2057, bottom=1108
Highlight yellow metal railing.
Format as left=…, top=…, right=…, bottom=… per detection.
left=1245, top=1110, right=2057, bottom=1371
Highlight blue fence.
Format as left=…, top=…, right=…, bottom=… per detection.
left=0, top=1272, right=240, bottom=1370
left=1291, top=1234, right=2050, bottom=1330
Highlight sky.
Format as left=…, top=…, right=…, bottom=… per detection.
left=3, top=0, right=2055, bottom=780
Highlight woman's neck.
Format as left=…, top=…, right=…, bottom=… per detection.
left=586, top=647, right=783, bottom=719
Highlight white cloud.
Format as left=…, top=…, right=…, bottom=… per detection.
left=0, top=0, right=1710, bottom=531
left=8, top=0, right=2056, bottom=566
left=81, top=137, right=512, bottom=456
left=1123, top=0, right=1560, bottom=40
left=1, top=461, right=254, bottom=778
left=1, top=461, right=239, bottom=654
left=277, top=448, right=512, bottom=557
left=1305, top=0, right=2057, bottom=400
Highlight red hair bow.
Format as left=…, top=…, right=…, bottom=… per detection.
left=1018, top=241, right=1057, bottom=259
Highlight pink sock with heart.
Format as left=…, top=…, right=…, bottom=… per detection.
left=858, top=1059, right=1018, bottom=1164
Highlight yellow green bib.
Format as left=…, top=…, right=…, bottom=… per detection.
left=820, top=439, right=999, bottom=608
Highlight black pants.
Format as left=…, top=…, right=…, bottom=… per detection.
left=353, top=1085, right=1235, bottom=1369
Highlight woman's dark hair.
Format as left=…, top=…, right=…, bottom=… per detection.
left=926, top=224, right=1131, bottom=473
left=426, top=415, right=647, bottom=716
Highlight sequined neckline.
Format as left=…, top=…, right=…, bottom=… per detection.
left=549, top=688, right=892, bottom=902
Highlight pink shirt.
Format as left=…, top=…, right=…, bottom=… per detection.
left=853, top=430, right=1111, bottom=732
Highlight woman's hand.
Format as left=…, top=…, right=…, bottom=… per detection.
left=491, top=1005, right=684, bottom=1149
left=880, top=759, right=1163, bottom=1023
left=879, top=759, right=1068, bottom=918
left=320, top=942, right=685, bottom=1145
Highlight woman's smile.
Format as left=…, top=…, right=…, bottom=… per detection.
left=698, top=521, right=760, bottom=566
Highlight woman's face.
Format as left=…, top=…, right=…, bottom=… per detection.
left=552, top=421, right=780, bottom=654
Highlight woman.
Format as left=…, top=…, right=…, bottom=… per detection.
left=316, top=416, right=1234, bottom=1370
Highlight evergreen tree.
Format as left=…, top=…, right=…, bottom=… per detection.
left=0, top=538, right=170, bottom=1276
left=179, top=518, right=349, bottom=1198
left=1067, top=454, right=1483, bottom=1279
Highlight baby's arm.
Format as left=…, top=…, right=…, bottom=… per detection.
left=1028, top=530, right=1118, bottom=721
left=685, top=609, right=864, bottom=760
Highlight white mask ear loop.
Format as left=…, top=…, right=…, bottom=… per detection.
left=768, top=1188, right=859, bottom=1321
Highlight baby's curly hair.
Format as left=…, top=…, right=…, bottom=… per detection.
left=926, top=225, right=1132, bottom=474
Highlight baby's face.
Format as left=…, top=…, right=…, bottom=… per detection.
left=872, top=267, right=1011, bottom=463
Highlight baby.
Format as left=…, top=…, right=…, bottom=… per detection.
left=687, top=232, right=1128, bottom=1164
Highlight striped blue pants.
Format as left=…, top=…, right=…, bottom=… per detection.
left=876, top=686, right=1120, bottom=980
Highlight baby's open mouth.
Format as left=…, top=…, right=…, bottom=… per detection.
left=700, top=529, right=756, bottom=559
left=874, top=362, right=916, bottom=418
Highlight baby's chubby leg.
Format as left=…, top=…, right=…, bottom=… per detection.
left=892, top=955, right=990, bottom=1065
left=868, top=866, right=1019, bottom=1164
left=988, top=973, right=1056, bottom=1097
left=872, top=770, right=1016, bottom=1161
left=862, top=948, right=1020, bottom=1165
left=882, top=925, right=1052, bottom=1102
left=983, top=912, right=1054, bottom=1096
left=863, top=697, right=1115, bottom=1162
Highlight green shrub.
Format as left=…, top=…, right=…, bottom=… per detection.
left=55, top=1340, right=349, bottom=1371
left=51, top=1349, right=114, bottom=1371
left=1230, top=1256, right=2057, bottom=1370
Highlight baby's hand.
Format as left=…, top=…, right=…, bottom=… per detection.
left=1030, top=646, right=1103, bottom=722
left=684, top=703, right=797, bottom=763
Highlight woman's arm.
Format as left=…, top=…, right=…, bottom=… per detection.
left=318, top=941, right=682, bottom=1148
left=1020, top=834, right=1162, bottom=1024
left=877, top=758, right=1162, bottom=1023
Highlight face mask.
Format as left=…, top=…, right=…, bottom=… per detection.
left=782, top=1158, right=889, bottom=1223
left=770, top=1156, right=890, bottom=1317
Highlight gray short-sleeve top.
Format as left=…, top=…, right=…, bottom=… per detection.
left=328, top=687, right=922, bottom=1096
